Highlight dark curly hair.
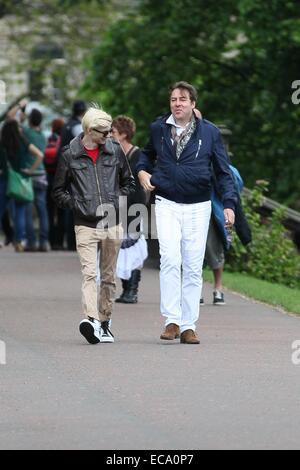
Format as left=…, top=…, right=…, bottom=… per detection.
left=112, top=115, right=136, bottom=142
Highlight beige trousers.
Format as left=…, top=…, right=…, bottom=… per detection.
left=75, top=225, right=123, bottom=322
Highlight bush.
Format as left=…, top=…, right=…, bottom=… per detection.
left=227, top=181, right=300, bottom=288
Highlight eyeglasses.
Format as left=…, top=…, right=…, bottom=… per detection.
left=92, top=128, right=112, bottom=137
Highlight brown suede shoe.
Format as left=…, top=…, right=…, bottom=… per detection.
left=160, top=323, right=180, bottom=340
left=180, top=329, right=200, bottom=344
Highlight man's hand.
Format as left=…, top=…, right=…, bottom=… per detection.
left=224, top=208, right=235, bottom=227
left=138, top=170, right=156, bottom=192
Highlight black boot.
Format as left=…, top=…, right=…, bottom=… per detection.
left=115, top=279, right=129, bottom=303
left=122, top=269, right=141, bottom=304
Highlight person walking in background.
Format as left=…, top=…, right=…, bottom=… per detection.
left=1, top=120, right=44, bottom=252
left=111, top=115, right=148, bottom=304
left=0, top=140, right=9, bottom=246
left=44, top=118, right=65, bottom=250
left=192, top=108, right=227, bottom=304
left=0, top=100, right=27, bottom=248
left=193, top=107, right=251, bottom=306
left=0, top=139, right=14, bottom=248
left=59, top=100, right=87, bottom=149
left=201, top=218, right=227, bottom=305
left=53, top=106, right=135, bottom=344
left=57, top=100, right=87, bottom=251
left=23, top=109, right=49, bottom=252
left=0, top=210, right=14, bottom=247
left=201, top=163, right=252, bottom=305
left=137, top=81, right=237, bottom=344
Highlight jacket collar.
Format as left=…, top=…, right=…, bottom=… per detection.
left=70, top=133, right=115, bottom=159
left=158, top=112, right=202, bottom=160
left=159, top=112, right=202, bottom=139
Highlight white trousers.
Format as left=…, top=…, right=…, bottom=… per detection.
left=155, top=196, right=211, bottom=332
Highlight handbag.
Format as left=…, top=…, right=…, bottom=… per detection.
left=6, top=164, right=34, bottom=203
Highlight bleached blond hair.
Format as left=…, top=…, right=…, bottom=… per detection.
left=82, top=106, right=112, bottom=133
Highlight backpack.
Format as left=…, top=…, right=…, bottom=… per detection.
left=44, top=133, right=61, bottom=174
left=229, top=164, right=244, bottom=193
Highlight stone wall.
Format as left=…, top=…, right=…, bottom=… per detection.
left=0, top=18, right=28, bottom=106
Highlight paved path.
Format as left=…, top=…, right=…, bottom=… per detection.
left=1, top=247, right=300, bottom=450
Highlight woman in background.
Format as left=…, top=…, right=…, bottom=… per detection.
left=112, top=115, right=148, bottom=304
left=1, top=120, right=43, bottom=251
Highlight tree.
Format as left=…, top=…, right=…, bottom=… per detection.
left=83, top=0, right=239, bottom=132
left=224, top=0, right=300, bottom=208
left=0, top=0, right=132, bottom=111
left=0, top=0, right=22, bottom=18
left=83, top=0, right=300, bottom=208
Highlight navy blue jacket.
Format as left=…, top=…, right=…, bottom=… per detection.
left=136, top=114, right=237, bottom=211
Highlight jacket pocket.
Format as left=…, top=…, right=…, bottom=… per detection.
left=70, top=162, right=88, bottom=171
left=73, top=196, right=98, bottom=220
left=150, top=166, right=173, bottom=191
left=102, top=159, right=119, bottom=172
left=69, top=162, right=90, bottom=188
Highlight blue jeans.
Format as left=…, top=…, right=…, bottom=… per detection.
left=26, top=187, right=49, bottom=247
left=13, top=201, right=27, bottom=243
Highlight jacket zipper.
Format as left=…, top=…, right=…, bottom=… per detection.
left=94, top=163, right=103, bottom=207
left=195, top=139, right=202, bottom=159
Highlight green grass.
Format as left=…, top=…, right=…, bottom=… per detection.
left=203, top=269, right=300, bottom=315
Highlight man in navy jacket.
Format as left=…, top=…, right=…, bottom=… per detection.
left=137, top=81, right=237, bottom=344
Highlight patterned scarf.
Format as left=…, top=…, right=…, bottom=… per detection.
left=171, top=115, right=196, bottom=159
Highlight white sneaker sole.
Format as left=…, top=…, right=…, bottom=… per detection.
left=100, top=335, right=114, bottom=343
left=79, top=321, right=100, bottom=344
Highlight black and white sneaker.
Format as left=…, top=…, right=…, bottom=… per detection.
left=79, top=317, right=101, bottom=344
left=200, top=297, right=205, bottom=305
left=213, top=290, right=226, bottom=306
left=100, top=320, right=114, bottom=343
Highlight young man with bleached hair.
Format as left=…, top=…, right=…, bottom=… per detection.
left=53, top=106, right=135, bottom=344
